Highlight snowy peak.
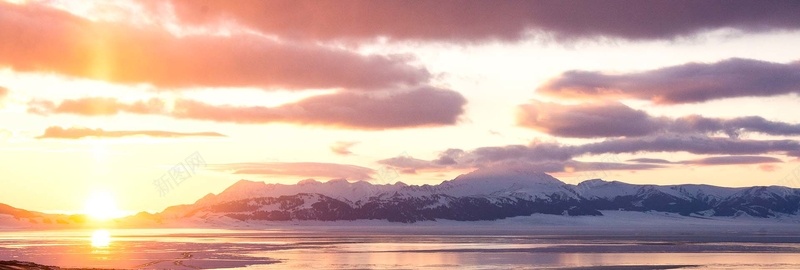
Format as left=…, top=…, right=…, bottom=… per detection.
left=431, top=167, right=579, bottom=200
left=453, top=164, right=563, bottom=185
left=154, top=168, right=800, bottom=224
left=575, top=179, right=640, bottom=199
left=209, top=178, right=404, bottom=206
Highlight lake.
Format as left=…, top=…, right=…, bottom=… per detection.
left=2, top=226, right=800, bottom=269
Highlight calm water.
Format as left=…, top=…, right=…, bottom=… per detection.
left=2, top=227, right=800, bottom=269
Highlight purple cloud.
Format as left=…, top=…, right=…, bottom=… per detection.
left=678, top=156, right=782, bottom=165
left=163, top=0, right=800, bottom=42
left=380, top=135, right=799, bottom=172
left=628, top=158, right=673, bottom=164
left=518, top=100, right=800, bottom=138
left=171, top=87, right=466, bottom=129
left=518, top=101, right=662, bottom=137
left=538, top=58, right=800, bottom=104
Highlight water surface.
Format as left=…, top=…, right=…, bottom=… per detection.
left=2, top=227, right=800, bottom=269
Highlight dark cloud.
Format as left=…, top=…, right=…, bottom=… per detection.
left=171, top=87, right=466, bottom=129
left=0, top=2, right=429, bottom=90
left=211, top=162, right=374, bottom=181
left=517, top=101, right=662, bottom=137
left=576, top=135, right=799, bottom=157
left=37, top=126, right=225, bottom=139
left=628, top=158, right=673, bottom=164
left=162, top=0, right=800, bottom=42
left=678, top=155, right=782, bottom=165
left=538, top=58, right=800, bottom=104
left=517, top=100, right=800, bottom=138
left=330, top=141, right=358, bottom=155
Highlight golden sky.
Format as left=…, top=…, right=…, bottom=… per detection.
left=2, top=0, right=800, bottom=215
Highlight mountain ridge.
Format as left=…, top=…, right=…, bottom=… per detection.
left=4, top=167, right=800, bottom=227
left=142, top=167, right=800, bottom=224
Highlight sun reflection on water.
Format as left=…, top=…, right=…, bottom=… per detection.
left=90, top=229, right=111, bottom=248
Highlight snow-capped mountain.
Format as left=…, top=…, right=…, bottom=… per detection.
left=144, top=166, right=800, bottom=224
left=6, top=166, right=800, bottom=227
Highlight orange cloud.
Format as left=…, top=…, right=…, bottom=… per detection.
left=28, top=97, right=165, bottom=116
left=759, top=164, right=778, bottom=172
left=330, top=141, right=359, bottom=155
left=27, top=87, right=466, bottom=129
left=37, top=126, right=225, bottom=139
left=0, top=2, right=429, bottom=90
left=0, top=86, right=7, bottom=105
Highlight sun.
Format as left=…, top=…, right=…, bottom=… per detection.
left=90, top=229, right=112, bottom=247
left=84, top=190, right=124, bottom=221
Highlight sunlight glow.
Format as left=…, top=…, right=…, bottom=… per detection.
left=90, top=229, right=111, bottom=247
left=84, top=190, right=124, bottom=220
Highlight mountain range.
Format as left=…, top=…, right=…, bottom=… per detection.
left=4, top=165, right=800, bottom=227
left=151, top=166, right=800, bottom=224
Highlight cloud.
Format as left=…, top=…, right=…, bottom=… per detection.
left=26, top=87, right=466, bottom=129
left=37, top=126, right=225, bottom=139
left=212, top=162, right=374, bottom=181
left=537, top=58, right=800, bottom=104
left=0, top=2, right=429, bottom=90
left=381, top=135, right=800, bottom=172
left=380, top=155, right=662, bottom=174
left=330, top=141, right=358, bottom=155
left=379, top=155, right=443, bottom=171
left=0, top=86, right=7, bottom=108
left=622, top=156, right=781, bottom=166
left=627, top=158, right=673, bottom=164
left=678, top=155, right=782, bottom=165
left=576, top=135, right=800, bottom=157
left=28, top=97, right=165, bottom=116
left=759, top=164, right=778, bottom=172
left=517, top=100, right=800, bottom=138
left=565, top=160, right=663, bottom=172
left=162, top=0, right=800, bottom=42
left=171, top=87, right=466, bottom=129
left=517, top=101, right=662, bottom=137
left=672, top=115, right=800, bottom=138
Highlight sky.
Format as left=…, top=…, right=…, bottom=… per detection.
left=1, top=0, right=800, bottom=215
